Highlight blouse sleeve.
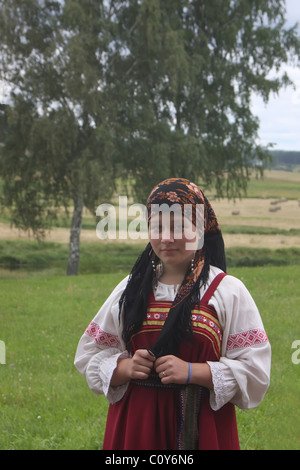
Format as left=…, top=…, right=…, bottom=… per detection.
left=206, top=274, right=271, bottom=411
left=74, top=276, right=130, bottom=404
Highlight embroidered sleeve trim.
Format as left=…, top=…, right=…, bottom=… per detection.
left=85, top=321, right=119, bottom=347
left=226, top=328, right=268, bottom=351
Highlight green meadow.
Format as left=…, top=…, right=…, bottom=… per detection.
left=0, top=169, right=300, bottom=450
left=244, top=169, right=300, bottom=200
left=0, top=259, right=299, bottom=450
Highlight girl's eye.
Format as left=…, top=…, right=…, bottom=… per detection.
left=150, top=224, right=183, bottom=234
left=150, top=224, right=161, bottom=234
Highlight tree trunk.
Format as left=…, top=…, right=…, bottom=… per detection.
left=66, top=191, right=84, bottom=275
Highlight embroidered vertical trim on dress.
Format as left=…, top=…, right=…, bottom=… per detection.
left=191, top=305, right=222, bottom=357
left=177, top=385, right=204, bottom=450
left=85, top=321, right=119, bottom=347
left=226, top=328, right=268, bottom=351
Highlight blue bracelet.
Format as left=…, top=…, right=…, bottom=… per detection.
left=186, top=362, right=192, bottom=384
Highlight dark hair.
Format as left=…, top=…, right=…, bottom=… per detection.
left=119, top=231, right=226, bottom=357
left=119, top=178, right=226, bottom=357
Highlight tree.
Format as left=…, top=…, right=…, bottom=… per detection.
left=0, top=0, right=299, bottom=274
left=0, top=0, right=118, bottom=274
left=106, top=0, right=300, bottom=197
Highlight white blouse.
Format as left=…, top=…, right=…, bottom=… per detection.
left=74, top=266, right=271, bottom=411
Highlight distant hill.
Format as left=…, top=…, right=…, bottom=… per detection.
left=270, top=150, right=300, bottom=171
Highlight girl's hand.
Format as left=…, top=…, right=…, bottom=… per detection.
left=155, top=355, right=189, bottom=384
left=155, top=356, right=214, bottom=389
left=129, top=349, right=156, bottom=380
left=110, top=349, right=155, bottom=386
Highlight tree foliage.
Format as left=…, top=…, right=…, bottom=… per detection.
left=0, top=0, right=299, bottom=274
left=0, top=0, right=117, bottom=273
left=108, top=0, right=299, bottom=197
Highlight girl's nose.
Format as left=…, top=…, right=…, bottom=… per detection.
left=161, top=227, right=174, bottom=243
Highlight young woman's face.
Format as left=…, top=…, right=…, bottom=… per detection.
left=149, top=213, right=197, bottom=269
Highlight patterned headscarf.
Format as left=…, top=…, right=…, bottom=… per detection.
left=120, top=178, right=226, bottom=357
left=147, top=178, right=218, bottom=229
left=147, top=178, right=221, bottom=309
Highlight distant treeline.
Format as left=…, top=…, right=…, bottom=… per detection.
left=270, top=150, right=300, bottom=169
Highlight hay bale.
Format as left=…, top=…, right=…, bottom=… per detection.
left=270, top=200, right=281, bottom=205
left=269, top=206, right=281, bottom=212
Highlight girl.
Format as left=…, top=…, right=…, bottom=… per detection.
left=74, top=178, right=271, bottom=450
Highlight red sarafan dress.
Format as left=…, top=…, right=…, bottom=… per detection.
left=102, top=273, right=240, bottom=450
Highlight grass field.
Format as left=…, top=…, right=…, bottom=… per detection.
left=0, top=169, right=299, bottom=450
left=0, top=266, right=299, bottom=450
left=244, top=169, right=300, bottom=200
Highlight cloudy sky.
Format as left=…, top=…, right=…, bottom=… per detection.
left=252, top=0, right=300, bottom=151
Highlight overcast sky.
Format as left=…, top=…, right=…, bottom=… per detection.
left=252, top=0, right=300, bottom=151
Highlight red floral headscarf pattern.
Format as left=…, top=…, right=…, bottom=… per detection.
left=146, top=178, right=222, bottom=308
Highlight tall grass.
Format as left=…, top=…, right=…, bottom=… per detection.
left=0, top=266, right=299, bottom=450
left=1, top=239, right=300, bottom=277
